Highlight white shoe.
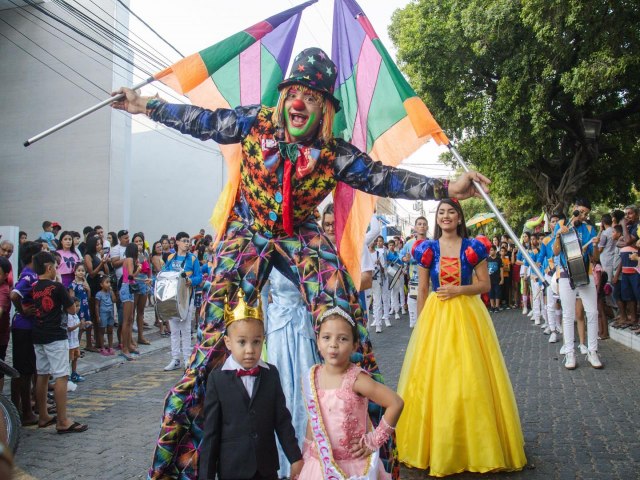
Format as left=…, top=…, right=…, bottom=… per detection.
left=559, top=344, right=568, bottom=355
left=540, top=322, right=548, bottom=329
left=549, top=332, right=558, bottom=343
left=557, top=324, right=563, bottom=334
left=375, top=327, right=382, bottom=333
left=578, top=344, right=588, bottom=355
left=587, top=351, right=603, bottom=369
left=402, top=309, right=408, bottom=315
left=564, top=351, right=577, bottom=370
left=543, top=326, right=551, bottom=335
left=164, top=359, right=181, bottom=371
left=528, top=310, right=534, bottom=317
left=394, top=312, right=400, bottom=320
left=522, top=307, right=529, bottom=315
left=67, top=381, right=78, bottom=392
left=534, top=318, right=541, bottom=325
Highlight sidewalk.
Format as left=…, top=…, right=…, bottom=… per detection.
left=2, top=306, right=173, bottom=395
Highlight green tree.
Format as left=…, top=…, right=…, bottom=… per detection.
left=390, top=0, right=640, bottom=217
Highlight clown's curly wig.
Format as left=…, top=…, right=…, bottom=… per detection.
left=273, top=85, right=335, bottom=143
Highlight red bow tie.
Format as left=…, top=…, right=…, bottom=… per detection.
left=236, top=367, right=260, bottom=377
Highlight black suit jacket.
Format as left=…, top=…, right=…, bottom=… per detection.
left=198, top=363, right=302, bottom=480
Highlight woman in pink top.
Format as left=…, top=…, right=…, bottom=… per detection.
left=56, top=231, right=80, bottom=288
left=132, top=233, right=151, bottom=346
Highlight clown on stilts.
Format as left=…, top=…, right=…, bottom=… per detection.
left=113, top=48, right=489, bottom=479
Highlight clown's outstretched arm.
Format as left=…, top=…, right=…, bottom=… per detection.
left=333, top=139, right=490, bottom=201
left=111, top=87, right=258, bottom=144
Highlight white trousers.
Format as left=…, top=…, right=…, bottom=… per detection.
left=169, top=317, right=192, bottom=364
left=531, top=280, right=545, bottom=321
left=559, top=275, right=598, bottom=354
left=388, top=274, right=404, bottom=314
left=407, top=295, right=418, bottom=327
left=545, top=274, right=561, bottom=332
left=371, top=277, right=390, bottom=326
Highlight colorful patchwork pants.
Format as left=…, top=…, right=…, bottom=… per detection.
left=148, top=220, right=398, bottom=479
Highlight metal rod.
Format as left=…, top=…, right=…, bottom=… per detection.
left=448, top=144, right=548, bottom=286
left=24, top=77, right=155, bottom=147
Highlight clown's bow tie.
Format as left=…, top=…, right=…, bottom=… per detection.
left=236, top=367, right=260, bottom=377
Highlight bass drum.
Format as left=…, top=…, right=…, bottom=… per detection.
left=155, top=271, right=191, bottom=321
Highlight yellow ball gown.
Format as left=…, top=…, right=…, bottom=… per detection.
left=396, top=238, right=527, bottom=476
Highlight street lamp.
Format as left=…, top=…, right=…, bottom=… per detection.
left=582, top=118, right=602, bottom=140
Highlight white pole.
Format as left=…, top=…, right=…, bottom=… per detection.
left=448, top=144, right=548, bottom=285
left=24, top=77, right=155, bottom=147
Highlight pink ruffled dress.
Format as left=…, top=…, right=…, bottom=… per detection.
left=299, top=364, right=390, bottom=479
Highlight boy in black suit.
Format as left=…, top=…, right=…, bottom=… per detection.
left=199, top=289, right=303, bottom=480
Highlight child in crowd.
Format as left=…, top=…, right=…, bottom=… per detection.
left=67, top=298, right=86, bottom=383
left=500, top=246, right=511, bottom=309
left=0, top=257, right=12, bottom=391
left=298, top=306, right=403, bottom=479
left=31, top=251, right=88, bottom=434
left=69, top=263, right=94, bottom=353
left=38, top=221, right=57, bottom=251
left=487, top=245, right=503, bottom=313
left=199, top=289, right=303, bottom=480
left=95, top=276, right=116, bottom=356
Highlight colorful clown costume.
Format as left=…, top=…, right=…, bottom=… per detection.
left=144, top=99, right=449, bottom=479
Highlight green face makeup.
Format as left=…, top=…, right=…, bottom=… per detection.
left=284, top=109, right=318, bottom=139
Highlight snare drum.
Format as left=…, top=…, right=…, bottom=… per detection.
left=560, top=230, right=589, bottom=289
left=154, top=270, right=192, bottom=321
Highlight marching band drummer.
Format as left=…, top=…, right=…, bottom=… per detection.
left=552, top=199, right=601, bottom=370
left=162, top=232, right=202, bottom=372
left=385, top=239, right=406, bottom=321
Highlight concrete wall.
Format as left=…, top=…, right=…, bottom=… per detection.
left=129, top=128, right=226, bottom=243
left=0, top=1, right=226, bottom=243
left=0, top=1, right=132, bottom=237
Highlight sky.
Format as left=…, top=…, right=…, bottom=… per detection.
left=128, top=0, right=452, bottom=221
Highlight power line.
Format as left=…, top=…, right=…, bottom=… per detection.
left=115, top=0, right=184, bottom=58
left=4, top=4, right=196, bottom=107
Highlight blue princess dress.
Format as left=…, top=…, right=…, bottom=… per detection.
left=265, top=268, right=321, bottom=478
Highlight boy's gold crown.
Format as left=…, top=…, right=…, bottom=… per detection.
left=224, top=289, right=263, bottom=327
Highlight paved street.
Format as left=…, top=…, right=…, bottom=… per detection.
left=13, top=308, right=640, bottom=479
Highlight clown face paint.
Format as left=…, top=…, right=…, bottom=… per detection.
left=283, top=86, right=323, bottom=142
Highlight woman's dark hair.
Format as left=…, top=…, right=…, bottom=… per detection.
left=433, top=199, right=468, bottom=239
left=56, top=231, right=73, bottom=250
left=132, top=232, right=145, bottom=243
left=124, top=243, right=138, bottom=260
left=107, top=231, right=117, bottom=245
left=151, top=241, right=162, bottom=258
left=85, top=236, right=100, bottom=256
left=612, top=209, right=624, bottom=223
left=21, top=241, right=42, bottom=265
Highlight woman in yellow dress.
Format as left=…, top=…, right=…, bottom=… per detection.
left=396, top=198, right=527, bottom=476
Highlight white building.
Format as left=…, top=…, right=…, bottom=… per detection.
left=0, top=0, right=226, bottom=243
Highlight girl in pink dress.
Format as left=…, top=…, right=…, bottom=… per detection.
left=299, top=307, right=404, bottom=480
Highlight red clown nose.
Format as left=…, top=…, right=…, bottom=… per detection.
left=291, top=99, right=305, bottom=111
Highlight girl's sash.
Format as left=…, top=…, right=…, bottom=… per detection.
left=302, top=365, right=379, bottom=480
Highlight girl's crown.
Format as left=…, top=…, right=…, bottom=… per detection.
left=224, top=289, right=263, bottom=327
left=316, top=306, right=355, bottom=327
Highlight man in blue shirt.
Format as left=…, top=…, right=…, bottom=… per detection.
left=552, top=199, right=601, bottom=370
left=539, top=213, right=564, bottom=343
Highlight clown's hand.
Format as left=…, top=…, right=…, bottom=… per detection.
left=447, top=171, right=491, bottom=200
left=111, top=87, right=151, bottom=115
